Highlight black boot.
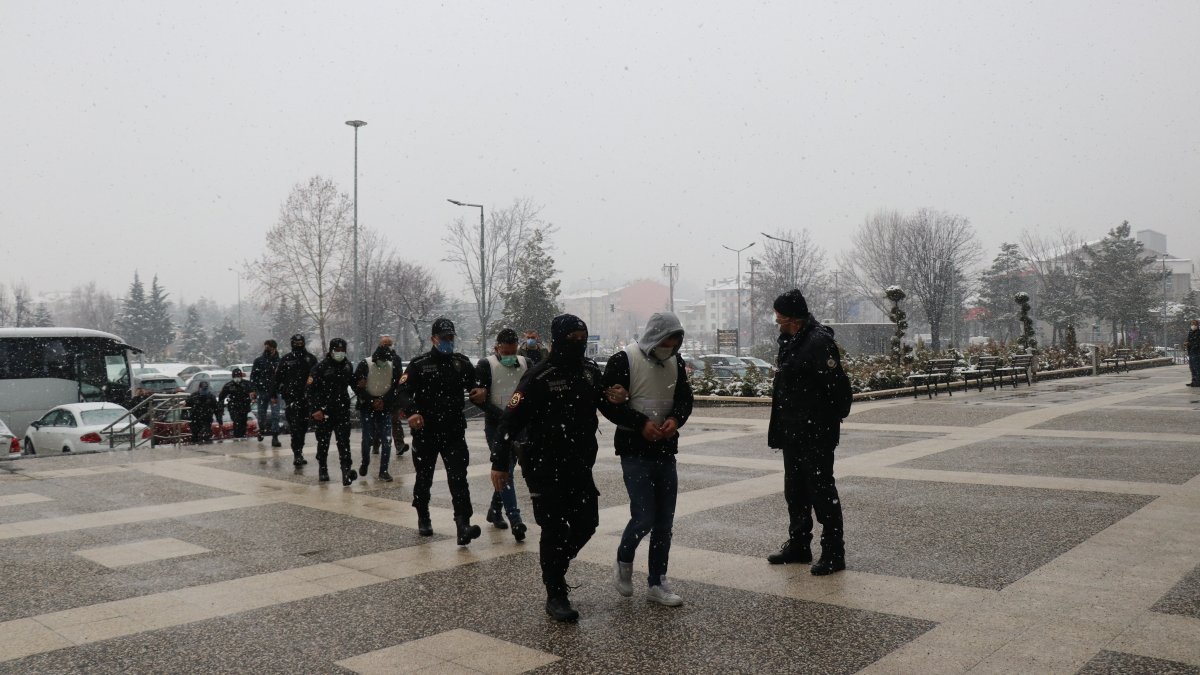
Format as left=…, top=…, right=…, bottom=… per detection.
left=415, top=505, right=433, bottom=536
left=257, top=431, right=264, bottom=442
left=510, top=516, right=527, bottom=542
left=342, top=468, right=358, bottom=487
left=378, top=470, right=393, bottom=482
left=272, top=435, right=282, bottom=448
left=767, top=539, right=812, bottom=565
left=485, top=496, right=508, bottom=530
left=455, top=515, right=481, bottom=546
left=545, top=594, right=579, bottom=623
left=318, top=467, right=330, bottom=482
left=359, top=461, right=369, bottom=477
left=396, top=442, right=410, bottom=457
left=810, top=549, right=846, bottom=576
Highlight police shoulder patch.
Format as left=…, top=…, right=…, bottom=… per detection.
left=508, top=391, right=523, bottom=408
left=827, top=358, right=837, bottom=369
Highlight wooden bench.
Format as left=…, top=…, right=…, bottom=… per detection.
left=1102, top=348, right=1132, bottom=373
left=960, top=355, right=1002, bottom=392
left=995, top=353, right=1034, bottom=387
left=907, top=358, right=957, bottom=399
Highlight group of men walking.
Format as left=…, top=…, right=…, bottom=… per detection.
left=200, top=288, right=849, bottom=624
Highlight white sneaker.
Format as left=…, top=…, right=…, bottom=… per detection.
left=647, top=579, right=683, bottom=607
left=613, top=561, right=633, bottom=597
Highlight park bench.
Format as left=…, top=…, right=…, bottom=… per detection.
left=960, top=355, right=1002, bottom=392
left=907, top=358, right=957, bottom=399
left=995, top=353, right=1034, bottom=387
left=1102, top=348, right=1132, bottom=373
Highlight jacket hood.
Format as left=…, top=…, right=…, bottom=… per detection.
left=637, top=312, right=685, bottom=357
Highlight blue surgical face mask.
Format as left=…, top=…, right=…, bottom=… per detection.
left=526, top=339, right=537, bottom=347
left=500, top=355, right=518, bottom=368
left=436, top=340, right=455, bottom=354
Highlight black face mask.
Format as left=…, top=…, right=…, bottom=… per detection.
left=291, top=343, right=305, bottom=352
left=554, top=340, right=587, bottom=362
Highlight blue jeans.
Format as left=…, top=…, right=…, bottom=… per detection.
left=483, top=422, right=521, bottom=520
left=617, top=454, right=678, bottom=587
left=256, top=395, right=280, bottom=436
left=360, top=410, right=392, bottom=472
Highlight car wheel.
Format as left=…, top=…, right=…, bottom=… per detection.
left=62, top=445, right=72, bottom=453
left=24, top=438, right=36, bottom=455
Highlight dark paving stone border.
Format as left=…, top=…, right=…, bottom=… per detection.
left=1077, top=650, right=1200, bottom=674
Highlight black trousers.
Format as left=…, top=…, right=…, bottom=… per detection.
left=190, top=414, right=214, bottom=444
left=782, top=443, right=844, bottom=554
left=528, top=477, right=599, bottom=596
left=313, top=416, right=352, bottom=472
left=410, top=433, right=472, bottom=517
left=229, top=409, right=249, bottom=438
left=285, top=401, right=308, bottom=455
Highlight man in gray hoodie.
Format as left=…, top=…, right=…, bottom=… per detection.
left=602, top=312, right=693, bottom=606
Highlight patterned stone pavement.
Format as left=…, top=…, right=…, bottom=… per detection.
left=0, top=366, right=1197, bottom=673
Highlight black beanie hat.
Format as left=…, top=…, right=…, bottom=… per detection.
left=329, top=337, right=347, bottom=351
left=496, top=328, right=519, bottom=344
left=773, top=289, right=809, bottom=319
left=551, top=314, right=588, bottom=343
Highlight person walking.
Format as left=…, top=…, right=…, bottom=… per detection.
left=400, top=318, right=484, bottom=545
left=1186, top=319, right=1200, bottom=387
left=471, top=328, right=529, bottom=542
left=377, top=335, right=410, bottom=457
left=354, top=344, right=401, bottom=482
left=309, top=338, right=357, bottom=486
left=491, top=314, right=638, bottom=622
left=518, top=330, right=549, bottom=365
left=602, top=312, right=693, bottom=606
left=251, top=339, right=282, bottom=446
left=186, top=381, right=220, bottom=445
left=272, top=334, right=318, bottom=466
left=766, top=289, right=847, bottom=575
left=219, top=367, right=255, bottom=440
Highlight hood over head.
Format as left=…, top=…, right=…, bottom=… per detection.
left=636, top=312, right=685, bottom=357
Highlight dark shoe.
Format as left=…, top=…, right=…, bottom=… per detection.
left=455, top=515, right=481, bottom=546
left=257, top=433, right=264, bottom=442
left=545, top=595, right=579, bottom=623
left=767, top=539, right=812, bottom=565
left=810, top=551, right=846, bottom=576
left=486, top=504, right=509, bottom=530
left=378, top=470, right=393, bottom=482
left=359, top=463, right=369, bottom=477
left=510, top=518, right=527, bottom=542
left=342, top=469, right=358, bottom=487
left=396, top=443, right=410, bottom=457
left=318, top=468, right=330, bottom=482
left=271, top=436, right=282, bottom=448
left=294, top=453, right=308, bottom=466
left=416, top=506, right=433, bottom=536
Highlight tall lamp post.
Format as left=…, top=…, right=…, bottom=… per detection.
left=723, top=242, right=755, bottom=356
left=345, top=120, right=367, bottom=356
left=748, top=257, right=760, bottom=352
left=448, top=198, right=486, bottom=356
left=226, top=267, right=242, bottom=333
left=661, top=263, right=679, bottom=312
left=761, top=232, right=795, bottom=289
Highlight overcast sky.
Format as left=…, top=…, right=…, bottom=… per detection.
left=3, top=1, right=1198, bottom=307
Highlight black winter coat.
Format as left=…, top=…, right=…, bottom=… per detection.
left=1187, top=328, right=1200, bottom=355
left=272, top=349, right=318, bottom=403
left=602, top=350, right=693, bottom=457
left=493, top=356, right=638, bottom=491
left=768, top=319, right=843, bottom=449
left=251, top=351, right=280, bottom=395
left=219, top=379, right=254, bottom=413
left=307, top=357, right=355, bottom=419
left=186, top=390, right=221, bottom=422
left=399, top=350, right=477, bottom=437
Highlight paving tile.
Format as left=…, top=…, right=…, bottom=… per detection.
left=1077, top=650, right=1200, bottom=674
left=75, top=537, right=211, bottom=568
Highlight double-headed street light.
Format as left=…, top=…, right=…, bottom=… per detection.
left=346, top=120, right=367, bottom=356
left=723, top=242, right=756, bottom=357
left=448, top=198, right=486, bottom=356
left=761, top=232, right=795, bottom=289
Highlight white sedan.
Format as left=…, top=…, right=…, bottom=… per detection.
left=23, top=403, right=149, bottom=455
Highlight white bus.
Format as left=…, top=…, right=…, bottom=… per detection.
left=0, top=328, right=140, bottom=437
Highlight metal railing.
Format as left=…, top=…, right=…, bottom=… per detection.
left=99, top=393, right=189, bottom=450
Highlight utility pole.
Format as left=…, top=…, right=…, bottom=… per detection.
left=723, top=242, right=755, bottom=357
left=748, top=258, right=760, bottom=351
left=345, top=120, right=367, bottom=356
left=661, top=263, right=679, bottom=312
left=448, top=199, right=486, bottom=356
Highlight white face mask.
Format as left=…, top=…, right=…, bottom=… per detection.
left=332, top=351, right=346, bottom=362
left=652, top=346, right=674, bottom=361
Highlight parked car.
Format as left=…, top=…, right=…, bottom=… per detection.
left=133, top=374, right=185, bottom=395
left=679, top=355, right=706, bottom=375
left=1, top=417, right=19, bottom=457
left=23, top=403, right=149, bottom=454
left=185, top=370, right=233, bottom=394
left=151, top=405, right=260, bottom=446
left=177, top=364, right=221, bottom=381
left=701, top=354, right=748, bottom=378
left=738, top=356, right=776, bottom=378
left=139, top=363, right=197, bottom=379
left=228, top=363, right=255, bottom=376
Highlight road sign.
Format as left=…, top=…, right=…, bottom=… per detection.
left=716, top=329, right=739, bottom=353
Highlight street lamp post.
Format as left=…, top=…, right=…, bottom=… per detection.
left=661, top=263, right=679, bottom=313
left=345, top=120, right=367, bottom=356
left=448, top=199, right=486, bottom=356
left=748, top=257, right=760, bottom=351
left=226, top=267, right=242, bottom=333
left=723, top=242, right=755, bottom=356
left=761, top=232, right=795, bottom=289
left=1161, top=254, right=1169, bottom=346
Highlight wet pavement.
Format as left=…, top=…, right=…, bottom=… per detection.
left=0, top=365, right=1197, bottom=673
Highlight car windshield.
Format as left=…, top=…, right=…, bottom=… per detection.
left=80, top=408, right=126, bottom=426
left=141, top=379, right=178, bottom=392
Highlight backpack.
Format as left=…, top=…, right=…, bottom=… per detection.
left=827, top=342, right=854, bottom=419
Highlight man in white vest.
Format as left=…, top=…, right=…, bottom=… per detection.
left=601, top=312, right=693, bottom=606
left=470, top=328, right=529, bottom=541
left=354, top=344, right=401, bottom=482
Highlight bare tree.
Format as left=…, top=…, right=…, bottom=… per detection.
left=390, top=260, right=446, bottom=353
left=11, top=283, right=33, bottom=328
left=251, top=176, right=353, bottom=347
left=62, top=282, right=119, bottom=332
left=1019, top=228, right=1087, bottom=345
left=838, top=210, right=912, bottom=315
left=749, top=228, right=828, bottom=344
left=899, top=208, right=981, bottom=350
left=441, top=197, right=551, bottom=355
left=0, top=284, right=11, bottom=326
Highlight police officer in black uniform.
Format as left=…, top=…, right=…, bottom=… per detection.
left=309, top=337, right=357, bottom=486
left=186, top=381, right=221, bottom=445
left=491, top=314, right=638, bottom=622
left=271, top=333, right=318, bottom=466
left=219, top=367, right=255, bottom=440
left=400, top=318, right=484, bottom=545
